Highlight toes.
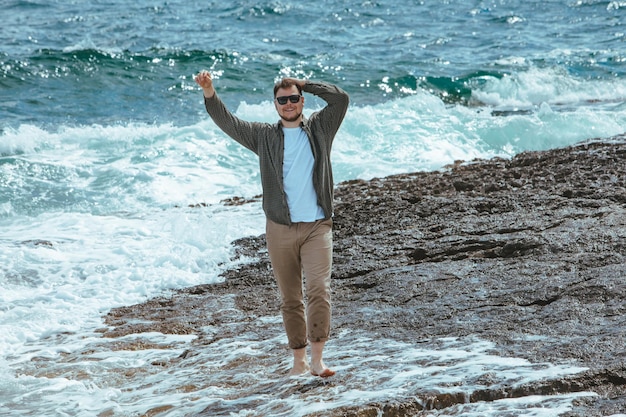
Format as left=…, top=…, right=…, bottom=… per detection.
left=311, top=368, right=335, bottom=378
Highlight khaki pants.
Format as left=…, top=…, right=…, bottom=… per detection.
left=265, top=218, right=333, bottom=350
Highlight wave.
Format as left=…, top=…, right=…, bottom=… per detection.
left=3, top=45, right=624, bottom=100
left=0, top=121, right=262, bottom=217
left=3, top=80, right=626, bottom=219
left=0, top=47, right=234, bottom=78
left=2, top=41, right=625, bottom=130
left=378, top=66, right=626, bottom=113
left=468, top=66, right=626, bottom=111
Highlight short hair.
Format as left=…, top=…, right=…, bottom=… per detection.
left=273, top=79, right=303, bottom=97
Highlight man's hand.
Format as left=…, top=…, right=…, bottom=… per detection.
left=195, top=70, right=215, bottom=98
left=282, top=77, right=306, bottom=89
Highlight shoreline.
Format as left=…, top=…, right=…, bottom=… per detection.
left=101, top=135, right=626, bottom=416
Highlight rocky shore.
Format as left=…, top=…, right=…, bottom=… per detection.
left=103, top=136, right=626, bottom=416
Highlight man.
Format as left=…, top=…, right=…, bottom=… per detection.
left=194, top=71, right=349, bottom=377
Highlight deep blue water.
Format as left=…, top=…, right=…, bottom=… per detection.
left=2, top=0, right=625, bottom=128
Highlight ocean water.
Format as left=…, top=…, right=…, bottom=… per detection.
left=2, top=0, right=626, bottom=416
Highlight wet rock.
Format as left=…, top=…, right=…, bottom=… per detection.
left=103, top=136, right=626, bottom=416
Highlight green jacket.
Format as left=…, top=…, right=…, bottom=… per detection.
left=203, top=81, right=349, bottom=225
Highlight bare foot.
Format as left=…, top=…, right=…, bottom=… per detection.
left=310, top=342, right=334, bottom=377
left=311, top=367, right=336, bottom=378
left=310, top=361, right=335, bottom=378
left=288, top=363, right=310, bottom=376
left=289, top=348, right=310, bottom=376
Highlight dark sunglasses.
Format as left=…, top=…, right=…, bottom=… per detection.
left=275, top=94, right=301, bottom=105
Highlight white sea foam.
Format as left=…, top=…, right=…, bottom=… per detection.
left=472, top=66, right=626, bottom=111
left=0, top=124, right=52, bottom=156
left=0, top=326, right=594, bottom=417
left=0, top=204, right=265, bottom=361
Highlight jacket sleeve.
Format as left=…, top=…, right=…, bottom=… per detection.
left=302, top=81, right=350, bottom=140
left=203, top=94, right=265, bottom=155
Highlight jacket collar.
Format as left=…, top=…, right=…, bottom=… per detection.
left=276, top=115, right=308, bottom=129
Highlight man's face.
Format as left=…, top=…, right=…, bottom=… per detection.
left=274, top=85, right=304, bottom=124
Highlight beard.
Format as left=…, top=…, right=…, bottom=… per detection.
left=280, top=110, right=302, bottom=123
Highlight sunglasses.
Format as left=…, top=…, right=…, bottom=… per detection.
left=275, top=94, right=301, bottom=105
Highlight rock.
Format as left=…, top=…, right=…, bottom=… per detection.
left=103, top=135, right=626, bottom=416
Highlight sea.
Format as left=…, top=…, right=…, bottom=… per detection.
left=2, top=1, right=626, bottom=416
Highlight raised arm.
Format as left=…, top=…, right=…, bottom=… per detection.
left=193, top=70, right=266, bottom=154
left=300, top=80, right=349, bottom=139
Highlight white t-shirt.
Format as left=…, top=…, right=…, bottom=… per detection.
left=282, top=127, right=325, bottom=222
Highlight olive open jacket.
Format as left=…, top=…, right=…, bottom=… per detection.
left=203, top=81, right=350, bottom=226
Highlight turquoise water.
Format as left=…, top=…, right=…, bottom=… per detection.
left=1, top=1, right=626, bottom=416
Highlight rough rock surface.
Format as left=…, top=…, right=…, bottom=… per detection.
left=104, top=136, right=626, bottom=416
